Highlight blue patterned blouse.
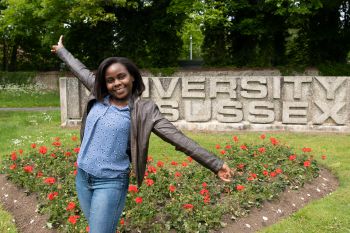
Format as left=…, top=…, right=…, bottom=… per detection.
left=77, top=96, right=130, bottom=178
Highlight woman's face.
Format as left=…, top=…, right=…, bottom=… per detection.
left=105, top=63, right=134, bottom=105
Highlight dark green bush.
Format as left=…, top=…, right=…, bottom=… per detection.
left=318, top=63, right=350, bottom=76
left=0, top=72, right=37, bottom=86
left=148, top=67, right=178, bottom=77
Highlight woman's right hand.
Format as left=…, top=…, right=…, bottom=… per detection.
left=51, top=35, right=64, bottom=54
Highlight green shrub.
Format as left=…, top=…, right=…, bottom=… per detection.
left=0, top=72, right=37, bottom=86
left=318, top=62, right=350, bottom=76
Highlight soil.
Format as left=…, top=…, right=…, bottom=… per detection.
left=0, top=168, right=338, bottom=233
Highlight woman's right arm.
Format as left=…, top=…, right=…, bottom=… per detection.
left=51, top=35, right=95, bottom=91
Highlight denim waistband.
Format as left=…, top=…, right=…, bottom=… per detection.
left=78, top=167, right=130, bottom=180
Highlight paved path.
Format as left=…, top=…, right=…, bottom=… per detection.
left=0, top=107, right=60, bottom=111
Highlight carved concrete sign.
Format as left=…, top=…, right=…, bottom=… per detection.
left=59, top=76, right=350, bottom=132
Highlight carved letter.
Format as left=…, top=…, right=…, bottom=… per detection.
left=284, top=77, right=312, bottom=99
left=217, top=100, right=243, bottom=123
left=152, top=77, right=179, bottom=98
left=313, top=101, right=346, bottom=125
left=282, top=101, right=308, bottom=124
left=315, top=77, right=347, bottom=100
left=240, top=77, right=267, bottom=99
left=209, top=77, right=237, bottom=99
left=182, top=77, right=206, bottom=98
left=184, top=100, right=211, bottom=122
left=142, top=77, right=150, bottom=98
left=157, top=100, right=179, bottom=122
left=247, top=101, right=274, bottom=123
left=273, top=77, right=281, bottom=99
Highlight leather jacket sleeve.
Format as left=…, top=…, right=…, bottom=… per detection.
left=56, top=47, right=95, bottom=92
left=150, top=103, right=224, bottom=174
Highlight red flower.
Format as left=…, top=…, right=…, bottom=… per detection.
left=182, top=162, right=188, bottom=167
left=68, top=215, right=80, bottom=224
left=270, top=171, right=277, bottom=177
left=183, top=204, right=194, bottom=210
left=44, top=177, right=56, bottom=185
left=240, top=145, right=247, bottom=150
left=54, top=137, right=60, bottom=141
left=18, top=149, right=23, bottom=155
left=171, top=161, right=178, bottom=166
left=135, top=197, right=143, bottom=204
left=39, top=146, right=47, bottom=155
left=237, top=163, right=245, bottom=170
left=128, top=185, right=138, bottom=193
left=289, top=155, right=296, bottom=161
left=157, top=161, right=164, bottom=167
left=270, top=137, right=278, bottom=145
left=275, top=168, right=282, bottom=174
left=73, top=147, right=80, bottom=153
left=74, top=161, right=78, bottom=167
left=220, top=150, right=226, bottom=155
left=225, top=144, right=232, bottom=149
left=258, top=147, right=266, bottom=153
left=50, top=153, right=57, bottom=158
left=9, top=164, right=16, bottom=170
left=36, top=171, right=43, bottom=178
left=145, top=179, right=154, bottom=186
left=174, top=172, right=182, bottom=178
left=71, top=135, right=78, bottom=141
left=169, top=185, right=176, bottom=192
left=66, top=202, right=76, bottom=211
left=86, top=226, right=90, bottom=232
left=199, top=189, right=209, bottom=196
left=236, top=185, right=245, bottom=191
left=147, top=156, right=153, bottom=162
left=73, top=170, right=77, bottom=176
left=187, top=157, right=193, bottom=163
left=31, top=143, right=36, bottom=149
left=302, top=147, right=312, bottom=153
left=52, top=141, right=61, bottom=147
left=260, top=134, right=266, bottom=139
left=147, top=165, right=157, bottom=174
left=215, top=144, right=221, bottom=149
left=250, top=173, right=257, bottom=178
left=65, top=152, right=72, bottom=157
left=11, top=152, right=17, bottom=161
left=202, top=182, right=208, bottom=188
left=120, top=218, right=125, bottom=225
left=263, top=170, right=269, bottom=176
left=48, top=192, right=58, bottom=200
left=304, top=160, right=311, bottom=167
left=321, top=155, right=326, bottom=160
left=23, top=165, right=33, bottom=173
left=233, top=136, right=239, bottom=142
left=203, top=195, right=210, bottom=204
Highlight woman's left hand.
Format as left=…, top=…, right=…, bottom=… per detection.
left=217, top=163, right=234, bottom=182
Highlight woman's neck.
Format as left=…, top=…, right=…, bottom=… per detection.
left=109, top=96, right=128, bottom=107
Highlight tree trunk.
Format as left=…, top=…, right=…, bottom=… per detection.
left=8, top=43, right=18, bottom=71
left=2, top=40, right=8, bottom=71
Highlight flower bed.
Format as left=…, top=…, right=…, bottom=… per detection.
left=1, top=135, right=322, bottom=232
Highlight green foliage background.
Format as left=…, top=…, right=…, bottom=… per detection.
left=0, top=0, right=350, bottom=71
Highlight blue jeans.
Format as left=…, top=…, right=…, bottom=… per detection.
left=76, top=168, right=129, bottom=233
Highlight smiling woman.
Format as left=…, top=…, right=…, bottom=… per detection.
left=50, top=35, right=233, bottom=233
left=97, top=59, right=135, bottom=107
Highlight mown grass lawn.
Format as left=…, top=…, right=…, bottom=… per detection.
left=0, top=110, right=349, bottom=232
left=0, top=88, right=60, bottom=108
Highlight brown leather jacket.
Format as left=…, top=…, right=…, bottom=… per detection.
left=57, top=48, right=224, bottom=186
